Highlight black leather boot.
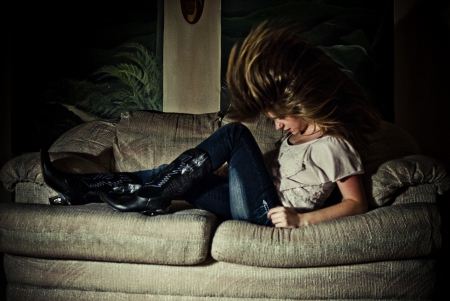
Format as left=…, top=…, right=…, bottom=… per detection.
left=41, top=149, right=143, bottom=205
left=101, top=148, right=211, bottom=214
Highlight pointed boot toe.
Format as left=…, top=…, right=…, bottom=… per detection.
left=100, top=192, right=171, bottom=216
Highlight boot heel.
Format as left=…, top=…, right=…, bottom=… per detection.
left=141, top=207, right=171, bottom=216
left=100, top=192, right=172, bottom=214
left=49, top=195, right=69, bottom=205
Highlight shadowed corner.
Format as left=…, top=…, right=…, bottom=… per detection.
left=436, top=189, right=450, bottom=298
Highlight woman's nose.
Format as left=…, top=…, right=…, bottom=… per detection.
left=274, top=121, right=284, bottom=130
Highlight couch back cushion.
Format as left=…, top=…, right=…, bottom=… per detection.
left=359, top=121, right=422, bottom=207
left=113, top=111, right=221, bottom=172
left=360, top=121, right=421, bottom=167
left=221, top=114, right=284, bottom=156
left=113, top=111, right=285, bottom=174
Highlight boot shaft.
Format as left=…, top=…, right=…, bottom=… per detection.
left=66, top=172, right=143, bottom=200
left=140, top=148, right=211, bottom=198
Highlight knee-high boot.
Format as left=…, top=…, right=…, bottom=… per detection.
left=100, top=148, right=211, bottom=214
left=41, top=149, right=143, bottom=205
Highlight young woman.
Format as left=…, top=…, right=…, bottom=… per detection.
left=41, top=22, right=381, bottom=228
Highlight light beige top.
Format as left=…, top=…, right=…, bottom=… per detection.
left=277, top=135, right=363, bottom=212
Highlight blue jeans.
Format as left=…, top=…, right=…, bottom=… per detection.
left=136, top=123, right=281, bottom=226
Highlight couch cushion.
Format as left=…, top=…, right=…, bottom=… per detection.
left=113, top=111, right=221, bottom=172
left=360, top=121, right=421, bottom=165
left=211, top=203, right=441, bottom=268
left=49, top=119, right=116, bottom=152
left=353, top=121, right=423, bottom=208
left=49, top=119, right=117, bottom=170
left=222, top=113, right=284, bottom=155
left=4, top=255, right=438, bottom=300
left=0, top=201, right=219, bottom=265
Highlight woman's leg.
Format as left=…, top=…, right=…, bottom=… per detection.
left=135, top=164, right=234, bottom=220
left=101, top=122, right=280, bottom=225
left=182, top=173, right=233, bottom=221
left=132, top=164, right=168, bottom=183
left=195, top=122, right=281, bottom=226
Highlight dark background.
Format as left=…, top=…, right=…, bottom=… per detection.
left=7, top=0, right=392, bottom=154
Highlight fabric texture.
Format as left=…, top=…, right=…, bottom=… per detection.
left=370, top=155, right=450, bottom=206
left=0, top=152, right=110, bottom=193
left=4, top=255, right=438, bottom=300
left=211, top=202, right=441, bottom=268
left=49, top=119, right=117, bottom=158
left=0, top=120, right=116, bottom=192
left=15, top=182, right=56, bottom=205
left=393, top=183, right=441, bottom=206
left=277, top=135, right=363, bottom=211
left=0, top=202, right=219, bottom=265
left=0, top=152, right=44, bottom=191
left=113, top=111, right=221, bottom=172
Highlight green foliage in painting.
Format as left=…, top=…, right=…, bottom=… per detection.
left=74, top=42, right=162, bottom=118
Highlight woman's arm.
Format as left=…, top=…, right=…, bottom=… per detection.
left=268, top=175, right=367, bottom=228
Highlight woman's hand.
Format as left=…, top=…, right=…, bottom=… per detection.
left=267, top=206, right=302, bottom=228
left=268, top=175, right=368, bottom=229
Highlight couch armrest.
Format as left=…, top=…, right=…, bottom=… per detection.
left=368, top=155, right=450, bottom=207
left=1, top=120, right=117, bottom=193
left=0, top=152, right=111, bottom=193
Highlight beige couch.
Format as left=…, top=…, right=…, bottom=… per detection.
left=1, top=110, right=449, bottom=300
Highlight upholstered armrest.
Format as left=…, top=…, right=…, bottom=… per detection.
left=369, top=155, right=450, bottom=207
left=0, top=152, right=111, bottom=192
left=0, top=120, right=116, bottom=192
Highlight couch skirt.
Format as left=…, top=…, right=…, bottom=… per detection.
left=4, top=254, right=437, bottom=300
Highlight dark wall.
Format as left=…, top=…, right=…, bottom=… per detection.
left=7, top=1, right=391, bottom=154
left=394, top=0, right=450, bottom=168
left=1, top=15, right=12, bottom=204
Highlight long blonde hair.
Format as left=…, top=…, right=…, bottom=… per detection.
left=226, top=21, right=382, bottom=151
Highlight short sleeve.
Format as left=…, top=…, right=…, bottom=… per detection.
left=308, top=136, right=363, bottom=183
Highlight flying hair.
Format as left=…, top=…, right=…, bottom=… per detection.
left=225, top=21, right=382, bottom=151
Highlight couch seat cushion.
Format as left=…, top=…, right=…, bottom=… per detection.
left=0, top=201, right=219, bottom=265
left=4, top=255, right=438, bottom=300
left=211, top=203, right=441, bottom=268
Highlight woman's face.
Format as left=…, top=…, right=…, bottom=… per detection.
left=266, top=111, right=310, bottom=135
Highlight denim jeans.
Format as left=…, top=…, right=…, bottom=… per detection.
left=136, top=123, right=281, bottom=226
